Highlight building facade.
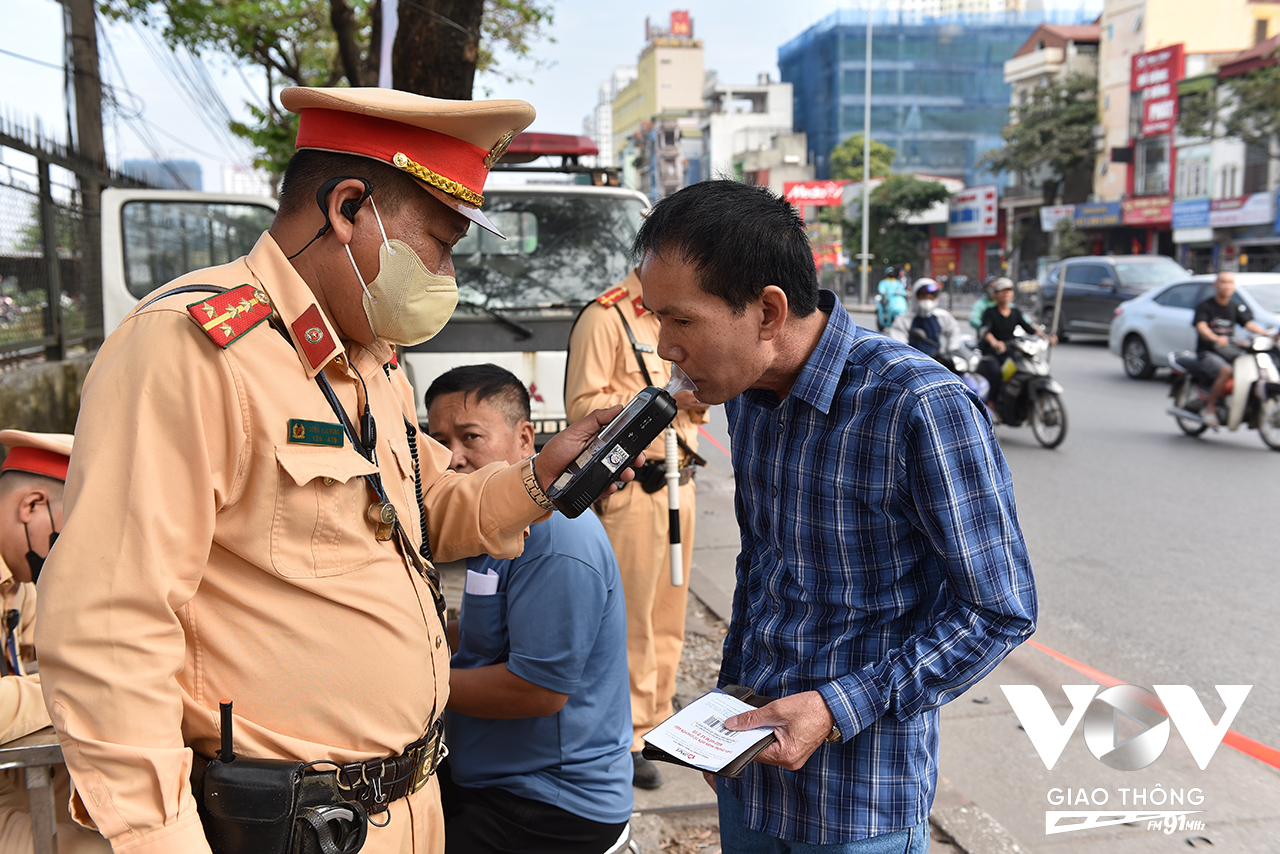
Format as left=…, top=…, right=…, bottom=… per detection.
left=611, top=14, right=705, bottom=169
left=779, top=10, right=1051, bottom=183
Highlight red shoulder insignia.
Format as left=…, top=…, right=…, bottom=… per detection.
left=632, top=294, right=648, bottom=317
left=596, top=285, right=629, bottom=307
left=186, top=284, right=272, bottom=349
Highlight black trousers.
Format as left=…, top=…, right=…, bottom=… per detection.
left=438, top=759, right=627, bottom=854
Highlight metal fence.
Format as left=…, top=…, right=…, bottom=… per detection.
left=0, top=118, right=141, bottom=364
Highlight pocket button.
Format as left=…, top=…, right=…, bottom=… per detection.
left=323, top=477, right=335, bottom=486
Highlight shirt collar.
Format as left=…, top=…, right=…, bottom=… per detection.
left=243, top=233, right=392, bottom=378
left=777, top=290, right=855, bottom=417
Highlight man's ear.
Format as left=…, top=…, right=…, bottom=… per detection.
left=516, top=420, right=537, bottom=460
left=15, top=488, right=49, bottom=525
left=758, top=286, right=790, bottom=342
left=327, top=179, right=371, bottom=246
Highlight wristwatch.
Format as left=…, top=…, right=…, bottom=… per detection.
left=825, top=722, right=842, bottom=744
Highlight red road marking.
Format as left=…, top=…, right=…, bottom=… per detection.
left=697, top=425, right=730, bottom=456
left=1026, top=638, right=1280, bottom=770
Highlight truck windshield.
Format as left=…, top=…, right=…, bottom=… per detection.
left=452, top=191, right=647, bottom=310
left=122, top=201, right=275, bottom=298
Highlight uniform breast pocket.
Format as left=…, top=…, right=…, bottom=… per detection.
left=271, top=444, right=381, bottom=578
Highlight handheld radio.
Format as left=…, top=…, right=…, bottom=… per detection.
left=548, top=365, right=698, bottom=518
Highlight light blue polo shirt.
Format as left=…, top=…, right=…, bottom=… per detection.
left=445, top=510, right=633, bottom=824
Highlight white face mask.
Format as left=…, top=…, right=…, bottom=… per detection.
left=917, top=299, right=937, bottom=317
left=345, top=197, right=459, bottom=347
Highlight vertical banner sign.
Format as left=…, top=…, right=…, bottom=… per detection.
left=670, top=10, right=692, bottom=36
left=1131, top=44, right=1184, bottom=137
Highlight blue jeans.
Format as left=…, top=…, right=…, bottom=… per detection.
left=717, top=779, right=930, bottom=854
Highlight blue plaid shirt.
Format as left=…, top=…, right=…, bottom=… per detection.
left=720, top=291, right=1036, bottom=844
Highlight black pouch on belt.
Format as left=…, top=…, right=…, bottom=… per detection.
left=636, top=460, right=668, bottom=493
left=196, top=702, right=369, bottom=854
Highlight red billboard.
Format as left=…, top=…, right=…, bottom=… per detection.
left=930, top=238, right=959, bottom=277
left=1131, top=45, right=1184, bottom=136
left=670, top=10, right=691, bottom=36
left=784, top=180, right=848, bottom=207
left=1122, top=195, right=1173, bottom=226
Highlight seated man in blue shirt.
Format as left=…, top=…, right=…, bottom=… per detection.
left=633, top=181, right=1036, bottom=853
left=426, top=364, right=633, bottom=854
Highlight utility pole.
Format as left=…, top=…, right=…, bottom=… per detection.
left=65, top=0, right=106, bottom=348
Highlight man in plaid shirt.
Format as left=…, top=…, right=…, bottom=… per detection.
left=634, top=181, right=1037, bottom=852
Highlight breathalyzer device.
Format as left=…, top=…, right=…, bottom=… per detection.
left=547, top=365, right=698, bottom=518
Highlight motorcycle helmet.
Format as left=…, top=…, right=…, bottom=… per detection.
left=913, top=278, right=940, bottom=298
left=989, top=277, right=1014, bottom=294
left=884, top=266, right=896, bottom=277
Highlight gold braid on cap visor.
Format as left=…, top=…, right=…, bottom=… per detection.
left=392, top=152, right=484, bottom=207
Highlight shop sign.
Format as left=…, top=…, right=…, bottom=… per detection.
left=1131, top=45, right=1184, bottom=137
left=1039, top=204, right=1076, bottom=232
left=930, top=237, right=959, bottom=276
left=1073, top=202, right=1122, bottom=229
left=949, top=184, right=998, bottom=238
left=1208, top=193, right=1274, bottom=228
left=784, top=180, right=848, bottom=206
left=1122, top=195, right=1173, bottom=226
left=1172, top=199, right=1210, bottom=230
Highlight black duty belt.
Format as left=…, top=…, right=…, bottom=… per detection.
left=332, top=718, right=447, bottom=815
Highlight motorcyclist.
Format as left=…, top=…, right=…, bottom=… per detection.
left=889, top=278, right=962, bottom=357
left=969, top=277, right=997, bottom=332
left=876, top=266, right=908, bottom=330
left=977, top=277, right=1054, bottom=401
left=1193, top=270, right=1275, bottom=426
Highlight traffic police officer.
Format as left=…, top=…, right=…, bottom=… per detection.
left=35, top=88, right=635, bottom=854
left=0, top=430, right=109, bottom=852
left=565, top=269, right=708, bottom=789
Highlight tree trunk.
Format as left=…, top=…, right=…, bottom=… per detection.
left=392, top=0, right=484, bottom=99
left=331, top=0, right=380, bottom=87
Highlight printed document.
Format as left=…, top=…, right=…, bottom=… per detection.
left=642, top=689, right=775, bottom=772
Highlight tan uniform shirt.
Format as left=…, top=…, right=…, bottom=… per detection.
left=565, top=271, right=708, bottom=455
left=0, top=561, right=46, bottom=741
left=36, top=233, right=546, bottom=854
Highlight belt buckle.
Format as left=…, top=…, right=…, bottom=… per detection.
left=410, top=725, right=447, bottom=794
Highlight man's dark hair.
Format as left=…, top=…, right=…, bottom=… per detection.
left=423, top=364, right=531, bottom=428
left=631, top=180, right=820, bottom=317
left=277, top=150, right=424, bottom=219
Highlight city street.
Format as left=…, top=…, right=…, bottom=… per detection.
left=687, top=313, right=1280, bottom=850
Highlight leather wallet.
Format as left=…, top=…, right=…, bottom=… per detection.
left=641, top=684, right=777, bottom=778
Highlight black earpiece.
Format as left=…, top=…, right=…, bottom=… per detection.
left=287, top=176, right=374, bottom=261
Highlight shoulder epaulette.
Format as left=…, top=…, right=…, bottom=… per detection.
left=596, top=285, right=629, bottom=307
left=186, top=284, right=273, bottom=349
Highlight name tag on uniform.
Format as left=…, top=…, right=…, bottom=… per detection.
left=635, top=343, right=655, bottom=353
left=287, top=419, right=344, bottom=447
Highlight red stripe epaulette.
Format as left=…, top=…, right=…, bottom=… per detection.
left=595, top=285, right=629, bottom=307
left=186, top=284, right=273, bottom=349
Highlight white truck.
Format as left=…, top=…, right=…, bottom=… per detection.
left=102, top=156, right=648, bottom=436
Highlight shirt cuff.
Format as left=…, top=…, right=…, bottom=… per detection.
left=112, top=812, right=212, bottom=854
left=817, top=668, right=889, bottom=743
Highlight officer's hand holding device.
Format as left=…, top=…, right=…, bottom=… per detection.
left=547, top=366, right=697, bottom=518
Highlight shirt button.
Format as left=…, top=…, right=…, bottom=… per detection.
left=435, top=635, right=443, bottom=649
left=323, top=477, right=335, bottom=486
left=771, top=487, right=779, bottom=497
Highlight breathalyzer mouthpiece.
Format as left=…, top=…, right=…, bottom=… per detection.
left=665, top=364, right=697, bottom=396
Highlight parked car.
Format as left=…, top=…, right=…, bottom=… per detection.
left=1107, top=272, right=1280, bottom=378
left=1039, top=255, right=1190, bottom=338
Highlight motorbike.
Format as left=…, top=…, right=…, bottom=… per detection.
left=1165, top=335, right=1280, bottom=450
left=875, top=282, right=908, bottom=332
left=982, top=331, right=1068, bottom=448
left=909, top=328, right=1065, bottom=447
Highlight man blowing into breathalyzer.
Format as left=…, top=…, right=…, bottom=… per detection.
left=634, top=181, right=1036, bottom=852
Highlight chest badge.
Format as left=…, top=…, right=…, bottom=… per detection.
left=287, top=419, right=344, bottom=447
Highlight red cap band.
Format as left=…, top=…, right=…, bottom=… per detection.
left=295, top=108, right=490, bottom=199
left=1, top=447, right=69, bottom=481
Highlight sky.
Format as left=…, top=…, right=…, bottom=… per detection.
left=1, top=0, right=1100, bottom=192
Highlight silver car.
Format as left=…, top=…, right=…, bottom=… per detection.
left=1108, top=273, right=1280, bottom=378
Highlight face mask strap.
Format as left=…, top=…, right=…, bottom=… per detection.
left=368, top=197, right=393, bottom=254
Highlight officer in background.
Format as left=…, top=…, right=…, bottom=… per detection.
left=565, top=269, right=708, bottom=790
left=0, top=430, right=108, bottom=853
left=36, top=88, right=636, bottom=854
